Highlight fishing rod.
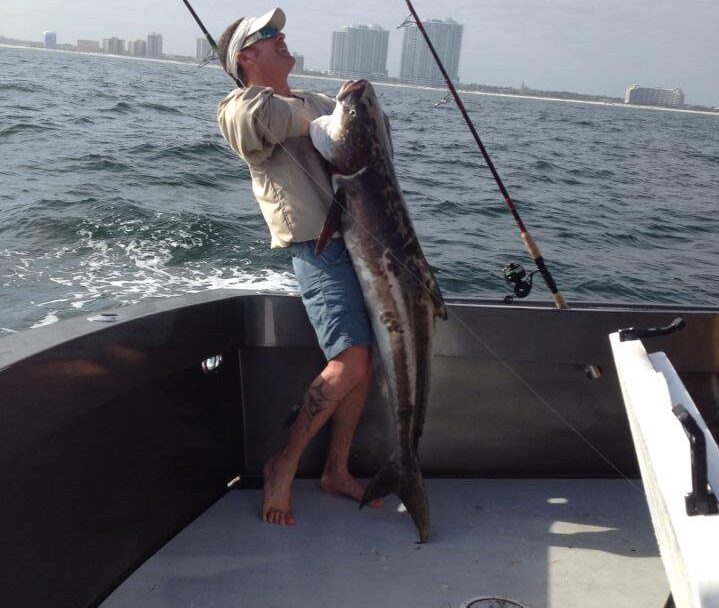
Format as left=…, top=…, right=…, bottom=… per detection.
left=402, top=0, right=567, bottom=309
left=180, top=0, right=558, bottom=308
left=176, top=2, right=620, bottom=486
left=180, top=0, right=243, bottom=88
left=178, top=0, right=600, bottom=378
left=404, top=0, right=601, bottom=379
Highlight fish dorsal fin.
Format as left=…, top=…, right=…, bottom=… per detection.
left=430, top=280, right=448, bottom=320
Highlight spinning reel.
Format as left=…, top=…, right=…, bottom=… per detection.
left=503, top=262, right=538, bottom=304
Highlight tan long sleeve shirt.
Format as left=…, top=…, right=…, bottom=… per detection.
left=217, top=86, right=336, bottom=248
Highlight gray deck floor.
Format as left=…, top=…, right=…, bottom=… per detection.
left=102, top=479, right=668, bottom=608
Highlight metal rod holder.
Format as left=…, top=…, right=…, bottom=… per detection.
left=618, top=317, right=685, bottom=342
left=672, top=404, right=718, bottom=516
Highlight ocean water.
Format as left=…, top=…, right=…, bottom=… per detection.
left=1, top=46, right=718, bottom=336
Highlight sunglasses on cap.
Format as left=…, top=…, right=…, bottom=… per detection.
left=242, top=26, right=280, bottom=49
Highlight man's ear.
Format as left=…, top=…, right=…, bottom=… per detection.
left=237, top=48, right=257, bottom=69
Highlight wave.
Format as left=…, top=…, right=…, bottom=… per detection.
left=686, top=151, right=719, bottom=164
left=0, top=123, right=56, bottom=137
left=101, top=101, right=134, bottom=114
left=636, top=222, right=689, bottom=242
left=137, top=101, right=182, bottom=115
left=151, top=140, right=230, bottom=162
left=0, top=82, right=46, bottom=93
left=2, top=240, right=298, bottom=332
left=68, top=153, right=133, bottom=172
left=177, top=172, right=225, bottom=188
left=424, top=199, right=466, bottom=217
left=533, top=160, right=558, bottom=170
left=434, top=157, right=484, bottom=171
left=7, top=104, right=38, bottom=112
left=529, top=174, right=555, bottom=184
left=568, top=167, right=616, bottom=179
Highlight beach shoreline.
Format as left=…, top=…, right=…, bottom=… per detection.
left=3, top=43, right=717, bottom=117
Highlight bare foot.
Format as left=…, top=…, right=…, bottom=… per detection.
left=321, top=469, right=383, bottom=509
left=262, top=455, right=297, bottom=526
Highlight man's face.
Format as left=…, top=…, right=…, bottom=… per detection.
left=241, top=31, right=295, bottom=77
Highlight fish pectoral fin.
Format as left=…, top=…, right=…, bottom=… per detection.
left=361, top=449, right=430, bottom=543
left=315, top=190, right=345, bottom=256
left=315, top=167, right=370, bottom=255
left=331, top=165, right=369, bottom=188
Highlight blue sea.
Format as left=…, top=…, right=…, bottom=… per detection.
left=1, top=45, right=718, bottom=335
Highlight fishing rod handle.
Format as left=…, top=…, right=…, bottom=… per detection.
left=520, top=232, right=568, bottom=309
left=551, top=292, right=568, bottom=309
left=521, top=231, right=541, bottom=259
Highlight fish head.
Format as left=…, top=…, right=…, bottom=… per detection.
left=310, top=79, right=391, bottom=174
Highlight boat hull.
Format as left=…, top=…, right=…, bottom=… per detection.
left=1, top=291, right=717, bottom=607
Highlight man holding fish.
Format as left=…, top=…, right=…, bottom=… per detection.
left=217, top=7, right=444, bottom=543
left=216, top=7, right=382, bottom=528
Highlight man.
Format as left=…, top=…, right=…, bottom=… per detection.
left=216, top=8, right=382, bottom=527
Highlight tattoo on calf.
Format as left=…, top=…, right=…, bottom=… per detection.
left=301, top=379, right=338, bottom=431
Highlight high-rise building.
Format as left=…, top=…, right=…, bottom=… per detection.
left=329, top=25, right=388, bottom=80
left=43, top=31, right=57, bottom=49
left=128, top=39, right=147, bottom=57
left=624, top=85, right=685, bottom=108
left=77, top=39, right=100, bottom=53
left=102, top=37, right=125, bottom=55
left=196, top=38, right=211, bottom=62
left=147, top=32, right=163, bottom=59
left=400, top=18, right=463, bottom=87
left=291, top=53, right=304, bottom=74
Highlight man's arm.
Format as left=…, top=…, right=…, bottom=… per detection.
left=218, top=86, right=310, bottom=165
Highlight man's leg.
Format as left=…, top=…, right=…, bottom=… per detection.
left=320, top=368, right=382, bottom=508
left=262, top=346, right=370, bottom=526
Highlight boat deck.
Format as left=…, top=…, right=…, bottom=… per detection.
left=101, top=479, right=668, bottom=608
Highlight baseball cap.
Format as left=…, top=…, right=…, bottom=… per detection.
left=226, top=8, right=286, bottom=81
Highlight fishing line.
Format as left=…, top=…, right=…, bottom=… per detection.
left=247, top=125, right=640, bottom=492
left=400, top=0, right=601, bottom=381
left=399, top=1, right=564, bottom=304
left=210, top=98, right=640, bottom=490
left=179, top=0, right=641, bottom=492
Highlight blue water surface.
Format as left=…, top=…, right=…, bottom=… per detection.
left=1, top=46, right=718, bottom=333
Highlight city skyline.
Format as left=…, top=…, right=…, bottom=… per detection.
left=400, top=18, right=462, bottom=87
left=38, top=31, right=164, bottom=58
left=329, top=25, right=389, bottom=80
left=1, top=0, right=717, bottom=105
left=625, top=85, right=685, bottom=108
left=325, top=19, right=465, bottom=87
left=4, top=28, right=710, bottom=110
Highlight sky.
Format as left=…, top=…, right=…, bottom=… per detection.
left=1, top=0, right=718, bottom=106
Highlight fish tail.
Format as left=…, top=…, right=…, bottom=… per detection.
left=361, top=449, right=430, bottom=543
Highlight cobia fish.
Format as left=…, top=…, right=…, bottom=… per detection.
left=310, top=79, right=447, bottom=543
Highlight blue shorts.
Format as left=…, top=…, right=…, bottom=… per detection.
left=291, top=238, right=373, bottom=361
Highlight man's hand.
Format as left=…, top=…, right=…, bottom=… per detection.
left=309, top=114, right=335, bottom=163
